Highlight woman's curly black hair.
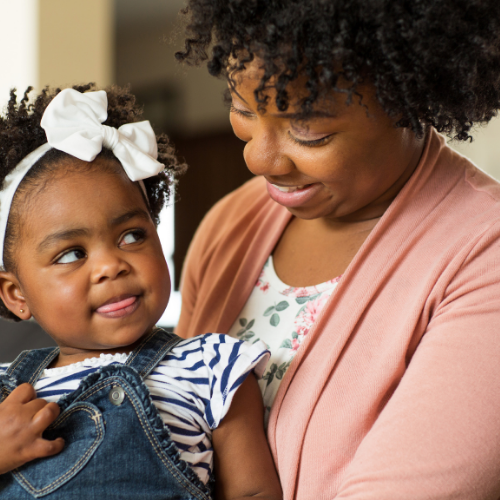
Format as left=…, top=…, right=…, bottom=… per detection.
left=0, top=83, right=186, bottom=321
left=176, top=0, right=500, bottom=141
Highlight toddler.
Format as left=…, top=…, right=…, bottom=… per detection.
left=0, top=85, right=281, bottom=500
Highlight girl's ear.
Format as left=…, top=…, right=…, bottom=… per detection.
left=0, top=272, right=32, bottom=320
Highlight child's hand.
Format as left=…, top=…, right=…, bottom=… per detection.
left=0, top=383, right=64, bottom=474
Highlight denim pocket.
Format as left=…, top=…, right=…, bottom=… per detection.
left=13, top=402, right=105, bottom=498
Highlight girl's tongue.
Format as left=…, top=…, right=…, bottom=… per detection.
left=96, top=296, right=137, bottom=314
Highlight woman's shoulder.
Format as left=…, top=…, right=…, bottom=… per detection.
left=182, top=175, right=288, bottom=274
left=392, top=131, right=500, bottom=239
left=435, top=146, right=500, bottom=242
left=432, top=133, right=500, bottom=212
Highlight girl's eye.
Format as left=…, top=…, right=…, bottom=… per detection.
left=119, top=230, right=145, bottom=247
left=288, top=130, right=333, bottom=148
left=55, top=249, right=86, bottom=264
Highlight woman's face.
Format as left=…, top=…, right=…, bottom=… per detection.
left=228, top=66, right=425, bottom=223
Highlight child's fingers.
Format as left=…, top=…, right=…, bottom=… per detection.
left=31, top=402, right=61, bottom=433
left=24, top=397, right=52, bottom=416
left=32, top=437, right=65, bottom=460
left=4, top=383, right=37, bottom=404
left=20, top=437, right=65, bottom=465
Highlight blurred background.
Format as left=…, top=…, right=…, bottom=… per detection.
left=0, top=0, right=499, bottom=361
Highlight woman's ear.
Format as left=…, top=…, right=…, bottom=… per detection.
left=0, top=272, right=32, bottom=320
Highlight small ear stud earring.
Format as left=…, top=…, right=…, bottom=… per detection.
left=19, top=309, right=24, bottom=314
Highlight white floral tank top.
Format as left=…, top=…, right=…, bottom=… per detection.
left=227, top=255, right=340, bottom=426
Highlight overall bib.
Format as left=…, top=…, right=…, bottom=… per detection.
left=0, top=329, right=213, bottom=500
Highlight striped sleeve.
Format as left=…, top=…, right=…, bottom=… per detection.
left=199, top=334, right=270, bottom=429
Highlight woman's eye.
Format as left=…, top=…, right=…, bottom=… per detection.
left=119, top=230, right=145, bottom=247
left=55, top=249, right=86, bottom=264
left=230, top=104, right=253, bottom=118
left=288, top=130, right=333, bottom=147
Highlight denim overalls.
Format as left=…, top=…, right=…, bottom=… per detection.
left=0, top=329, right=213, bottom=500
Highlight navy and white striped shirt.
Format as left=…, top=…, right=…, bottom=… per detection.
left=0, top=334, right=269, bottom=484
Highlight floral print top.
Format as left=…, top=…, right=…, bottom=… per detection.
left=227, top=255, right=341, bottom=426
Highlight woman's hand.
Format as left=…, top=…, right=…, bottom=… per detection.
left=0, top=383, right=64, bottom=474
left=212, top=374, right=282, bottom=500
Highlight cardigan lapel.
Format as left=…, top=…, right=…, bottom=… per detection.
left=267, top=130, right=453, bottom=498
left=215, top=191, right=292, bottom=334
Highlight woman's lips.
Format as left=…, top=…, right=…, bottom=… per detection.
left=96, top=296, right=139, bottom=318
left=266, top=181, right=322, bottom=208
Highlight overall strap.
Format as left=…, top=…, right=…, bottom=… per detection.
left=6, top=347, right=60, bottom=385
left=125, top=328, right=183, bottom=379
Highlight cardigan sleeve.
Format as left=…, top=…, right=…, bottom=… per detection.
left=334, top=226, right=500, bottom=499
left=175, top=176, right=284, bottom=339
left=176, top=178, right=261, bottom=338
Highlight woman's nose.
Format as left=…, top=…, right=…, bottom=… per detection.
left=90, top=250, right=131, bottom=284
left=243, top=130, right=294, bottom=177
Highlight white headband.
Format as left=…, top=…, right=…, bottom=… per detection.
left=0, top=88, right=165, bottom=268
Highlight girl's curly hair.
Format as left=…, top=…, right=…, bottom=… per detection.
left=176, top=0, right=500, bottom=141
left=0, top=83, right=186, bottom=321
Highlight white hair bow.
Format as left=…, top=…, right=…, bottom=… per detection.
left=41, top=88, right=164, bottom=181
left=0, top=88, right=164, bottom=268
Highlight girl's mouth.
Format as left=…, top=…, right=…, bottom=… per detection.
left=96, top=295, right=140, bottom=318
left=266, top=182, right=322, bottom=208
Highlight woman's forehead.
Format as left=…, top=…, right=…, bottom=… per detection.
left=228, top=57, right=374, bottom=114
left=229, top=76, right=379, bottom=123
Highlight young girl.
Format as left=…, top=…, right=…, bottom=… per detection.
left=0, top=84, right=282, bottom=500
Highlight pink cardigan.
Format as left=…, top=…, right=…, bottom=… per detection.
left=177, top=129, right=500, bottom=499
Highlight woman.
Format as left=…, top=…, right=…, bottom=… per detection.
left=175, top=1, right=500, bottom=498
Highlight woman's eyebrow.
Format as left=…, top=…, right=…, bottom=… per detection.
left=227, top=85, right=249, bottom=104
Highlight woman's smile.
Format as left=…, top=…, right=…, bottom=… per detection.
left=266, top=182, right=322, bottom=208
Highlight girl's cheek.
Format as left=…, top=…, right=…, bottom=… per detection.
left=229, top=114, right=252, bottom=143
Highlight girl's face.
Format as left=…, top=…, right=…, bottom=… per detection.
left=229, top=66, right=425, bottom=223
left=0, top=158, right=170, bottom=366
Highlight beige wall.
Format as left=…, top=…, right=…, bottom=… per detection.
left=0, top=0, right=113, bottom=105
left=115, top=0, right=230, bottom=134
left=38, top=0, right=114, bottom=88
left=115, top=22, right=229, bottom=135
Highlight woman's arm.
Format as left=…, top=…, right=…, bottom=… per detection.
left=212, top=374, right=282, bottom=500
left=332, top=239, right=500, bottom=499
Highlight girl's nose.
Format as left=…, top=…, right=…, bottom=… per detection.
left=243, top=129, right=294, bottom=177
left=90, top=250, right=131, bottom=284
